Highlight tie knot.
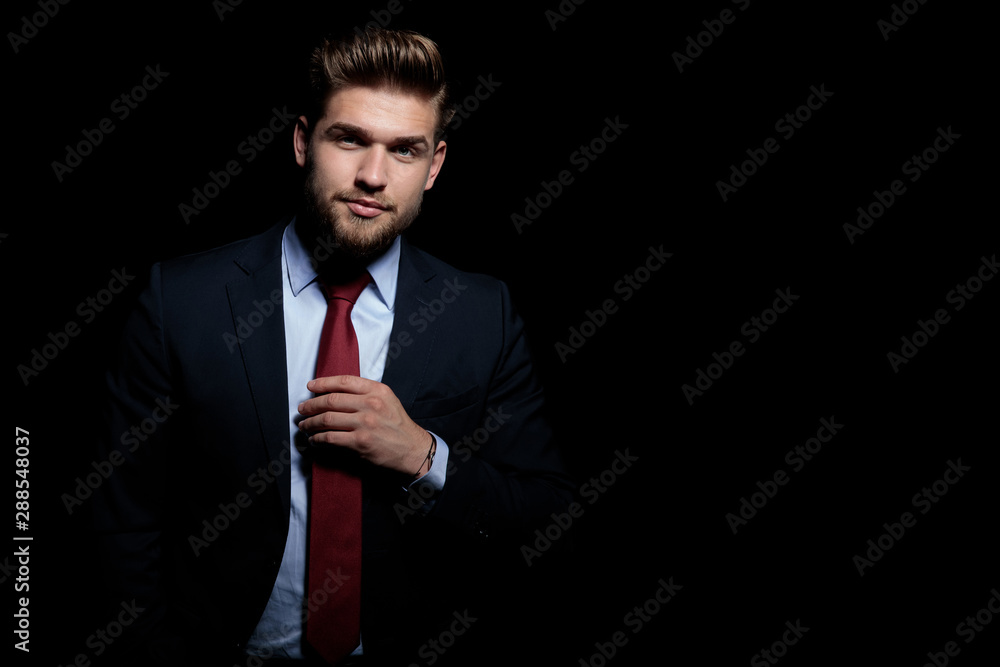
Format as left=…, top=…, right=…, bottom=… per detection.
left=320, top=270, right=371, bottom=304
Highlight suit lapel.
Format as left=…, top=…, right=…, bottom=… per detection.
left=226, top=219, right=292, bottom=515
left=380, top=237, right=439, bottom=413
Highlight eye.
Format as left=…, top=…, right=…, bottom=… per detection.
left=394, top=145, right=414, bottom=157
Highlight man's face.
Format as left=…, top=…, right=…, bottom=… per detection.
left=294, top=85, right=447, bottom=263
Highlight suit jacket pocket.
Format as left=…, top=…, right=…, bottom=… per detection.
left=408, top=384, right=481, bottom=419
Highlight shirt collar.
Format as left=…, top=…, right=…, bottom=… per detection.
left=282, top=217, right=399, bottom=311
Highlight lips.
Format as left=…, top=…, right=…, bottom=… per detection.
left=345, top=198, right=388, bottom=218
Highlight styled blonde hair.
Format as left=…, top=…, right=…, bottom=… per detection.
left=307, top=27, right=454, bottom=141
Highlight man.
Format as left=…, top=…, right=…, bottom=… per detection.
left=93, top=27, right=573, bottom=666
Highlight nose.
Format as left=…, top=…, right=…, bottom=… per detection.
left=356, top=147, right=388, bottom=191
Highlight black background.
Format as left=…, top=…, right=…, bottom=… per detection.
left=5, top=0, right=997, bottom=665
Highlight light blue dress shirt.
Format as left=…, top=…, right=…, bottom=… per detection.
left=245, top=219, right=448, bottom=658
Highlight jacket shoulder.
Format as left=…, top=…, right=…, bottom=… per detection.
left=402, top=239, right=507, bottom=296
left=155, top=219, right=287, bottom=289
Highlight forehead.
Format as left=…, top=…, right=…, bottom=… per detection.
left=317, top=86, right=438, bottom=141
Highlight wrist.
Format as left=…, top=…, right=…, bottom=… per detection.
left=412, top=431, right=436, bottom=479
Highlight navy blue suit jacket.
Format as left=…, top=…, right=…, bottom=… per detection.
left=93, top=218, right=574, bottom=665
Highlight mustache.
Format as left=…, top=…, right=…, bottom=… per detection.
left=330, top=189, right=396, bottom=212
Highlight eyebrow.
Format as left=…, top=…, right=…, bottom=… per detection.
left=321, top=121, right=429, bottom=149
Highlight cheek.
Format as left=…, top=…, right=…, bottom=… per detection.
left=310, top=148, right=356, bottom=187
left=396, top=168, right=433, bottom=200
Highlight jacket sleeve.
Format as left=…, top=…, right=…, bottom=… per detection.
left=424, top=280, right=575, bottom=544
left=91, top=264, right=187, bottom=664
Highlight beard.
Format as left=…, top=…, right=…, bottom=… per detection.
left=299, top=155, right=423, bottom=268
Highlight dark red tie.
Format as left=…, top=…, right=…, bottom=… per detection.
left=307, top=271, right=371, bottom=664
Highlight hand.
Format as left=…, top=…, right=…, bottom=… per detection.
left=297, top=375, right=432, bottom=476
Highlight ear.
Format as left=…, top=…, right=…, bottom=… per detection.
left=423, top=140, right=447, bottom=191
left=293, top=116, right=310, bottom=167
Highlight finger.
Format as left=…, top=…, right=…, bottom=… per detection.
left=297, top=429, right=363, bottom=459
left=306, top=425, right=381, bottom=463
left=297, top=391, right=367, bottom=417
left=307, top=375, right=374, bottom=395
left=306, top=429, right=357, bottom=448
left=298, top=409, right=362, bottom=435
